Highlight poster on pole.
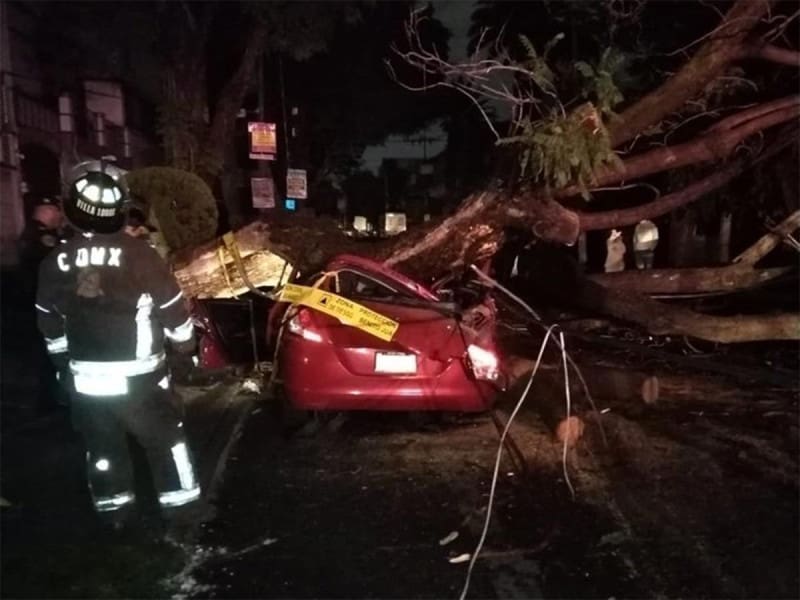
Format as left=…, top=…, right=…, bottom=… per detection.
left=251, top=177, right=275, bottom=208
left=248, top=122, right=277, bottom=160
left=286, top=168, right=308, bottom=199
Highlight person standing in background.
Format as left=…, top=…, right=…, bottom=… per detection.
left=633, top=219, right=659, bottom=270
left=18, top=199, right=73, bottom=413
left=604, top=229, right=627, bottom=273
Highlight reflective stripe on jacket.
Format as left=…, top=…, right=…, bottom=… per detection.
left=36, top=231, right=193, bottom=368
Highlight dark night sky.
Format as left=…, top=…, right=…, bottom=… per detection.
left=360, top=0, right=477, bottom=172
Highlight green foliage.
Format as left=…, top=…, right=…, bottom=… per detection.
left=498, top=103, right=622, bottom=196
left=519, top=33, right=560, bottom=94
left=575, top=48, right=627, bottom=116
left=482, top=30, right=629, bottom=193
left=126, top=167, right=218, bottom=252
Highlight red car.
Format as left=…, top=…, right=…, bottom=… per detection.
left=268, top=255, right=504, bottom=412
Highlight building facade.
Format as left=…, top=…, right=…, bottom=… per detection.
left=0, top=1, right=158, bottom=266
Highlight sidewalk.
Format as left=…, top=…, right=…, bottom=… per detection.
left=0, top=367, right=263, bottom=598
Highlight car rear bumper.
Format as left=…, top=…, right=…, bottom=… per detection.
left=280, top=340, right=498, bottom=412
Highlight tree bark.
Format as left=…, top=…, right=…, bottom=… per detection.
left=560, top=99, right=800, bottom=197
left=733, top=210, right=800, bottom=265
left=742, top=43, right=800, bottom=67
left=584, top=280, right=800, bottom=343
left=578, top=159, right=747, bottom=232
left=170, top=215, right=401, bottom=297
left=588, top=265, right=793, bottom=296
left=704, top=96, right=800, bottom=134
left=576, top=128, right=797, bottom=234
left=202, top=24, right=268, bottom=179
left=588, top=210, right=800, bottom=296
left=169, top=0, right=799, bottom=342
left=608, top=0, right=771, bottom=147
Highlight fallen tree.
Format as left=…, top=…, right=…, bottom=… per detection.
left=171, top=0, right=800, bottom=343
left=588, top=210, right=800, bottom=295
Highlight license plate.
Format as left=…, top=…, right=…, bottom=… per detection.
left=374, top=352, right=417, bottom=374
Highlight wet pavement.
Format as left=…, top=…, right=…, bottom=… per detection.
left=2, top=266, right=798, bottom=599
left=3, top=366, right=798, bottom=599
left=189, top=409, right=643, bottom=599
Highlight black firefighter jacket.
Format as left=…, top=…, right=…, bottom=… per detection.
left=36, top=231, right=194, bottom=385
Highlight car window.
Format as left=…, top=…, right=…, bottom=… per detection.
left=336, top=270, right=406, bottom=300
left=302, top=272, right=324, bottom=286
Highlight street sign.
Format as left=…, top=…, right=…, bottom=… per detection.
left=251, top=177, right=275, bottom=208
left=286, top=168, right=307, bottom=199
left=248, top=122, right=276, bottom=160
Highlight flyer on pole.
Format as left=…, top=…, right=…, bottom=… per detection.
left=248, top=122, right=277, bottom=160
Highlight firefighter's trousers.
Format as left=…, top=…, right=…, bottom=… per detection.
left=69, top=366, right=201, bottom=515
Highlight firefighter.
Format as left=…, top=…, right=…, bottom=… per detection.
left=35, top=160, right=202, bottom=531
left=18, top=199, right=73, bottom=414
left=19, top=199, right=71, bottom=297
left=20, top=200, right=66, bottom=262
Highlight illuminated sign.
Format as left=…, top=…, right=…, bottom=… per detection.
left=248, top=122, right=277, bottom=160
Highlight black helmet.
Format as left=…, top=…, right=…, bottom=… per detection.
left=63, top=160, right=129, bottom=234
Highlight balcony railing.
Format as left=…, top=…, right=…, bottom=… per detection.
left=13, top=91, right=58, bottom=133
left=12, top=89, right=158, bottom=167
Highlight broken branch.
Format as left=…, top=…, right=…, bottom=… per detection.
left=743, top=43, right=800, bottom=67
left=609, top=0, right=771, bottom=147
left=588, top=265, right=793, bottom=296
left=565, top=99, right=800, bottom=196
left=578, top=159, right=747, bottom=231
left=734, top=210, right=800, bottom=265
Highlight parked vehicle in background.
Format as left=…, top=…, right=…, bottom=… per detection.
left=268, top=255, right=504, bottom=412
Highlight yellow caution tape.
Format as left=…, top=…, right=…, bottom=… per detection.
left=279, top=283, right=399, bottom=342
left=217, top=245, right=240, bottom=299
left=222, top=232, right=239, bottom=258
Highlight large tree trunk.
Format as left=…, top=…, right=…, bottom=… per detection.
left=171, top=0, right=799, bottom=343
left=201, top=24, right=267, bottom=180
left=607, top=0, right=771, bottom=147
left=589, top=265, right=794, bottom=296
left=581, top=281, right=800, bottom=343
left=171, top=208, right=800, bottom=342
left=588, top=211, right=800, bottom=295
left=171, top=215, right=398, bottom=297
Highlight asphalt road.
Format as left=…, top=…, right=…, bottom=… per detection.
left=187, top=409, right=644, bottom=599
left=2, top=263, right=797, bottom=599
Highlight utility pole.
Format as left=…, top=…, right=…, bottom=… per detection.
left=278, top=55, right=290, bottom=167
left=277, top=54, right=295, bottom=213
left=253, top=51, right=275, bottom=214
left=258, top=52, right=265, bottom=121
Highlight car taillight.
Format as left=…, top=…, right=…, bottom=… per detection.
left=287, top=309, right=323, bottom=343
left=467, top=343, right=499, bottom=382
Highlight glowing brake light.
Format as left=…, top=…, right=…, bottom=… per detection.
left=287, top=309, right=323, bottom=343
left=467, top=344, right=499, bottom=382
